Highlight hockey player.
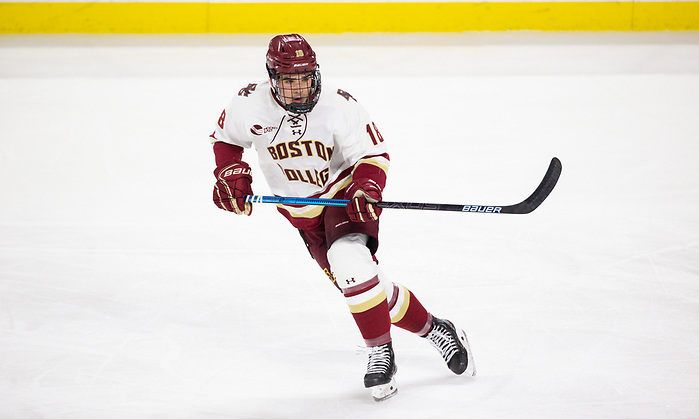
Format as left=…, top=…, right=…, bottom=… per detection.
left=209, top=33, right=475, bottom=401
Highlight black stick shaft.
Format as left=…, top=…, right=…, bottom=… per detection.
left=245, top=157, right=562, bottom=215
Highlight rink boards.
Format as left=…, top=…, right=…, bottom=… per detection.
left=1, top=1, right=698, bottom=33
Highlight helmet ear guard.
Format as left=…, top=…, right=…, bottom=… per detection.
left=266, top=34, right=322, bottom=114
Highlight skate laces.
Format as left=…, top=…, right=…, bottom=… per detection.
left=426, top=321, right=460, bottom=363
left=366, top=344, right=392, bottom=375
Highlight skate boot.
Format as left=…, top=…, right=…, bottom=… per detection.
left=424, top=316, right=476, bottom=376
left=363, top=341, right=398, bottom=402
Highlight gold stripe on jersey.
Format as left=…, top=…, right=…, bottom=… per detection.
left=278, top=201, right=326, bottom=220
left=276, top=173, right=353, bottom=219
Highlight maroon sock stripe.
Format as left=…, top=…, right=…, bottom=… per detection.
left=387, top=283, right=400, bottom=311
left=342, top=275, right=380, bottom=298
left=364, top=331, right=391, bottom=347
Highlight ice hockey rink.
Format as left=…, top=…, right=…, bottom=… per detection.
left=1, top=32, right=698, bottom=418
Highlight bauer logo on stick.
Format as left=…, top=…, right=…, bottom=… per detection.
left=462, top=205, right=502, bottom=213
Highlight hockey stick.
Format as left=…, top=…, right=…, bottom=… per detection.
left=245, top=157, right=562, bottom=214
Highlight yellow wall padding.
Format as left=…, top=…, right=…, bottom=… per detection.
left=1, top=2, right=698, bottom=34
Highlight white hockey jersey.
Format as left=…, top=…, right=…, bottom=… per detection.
left=210, top=80, right=390, bottom=229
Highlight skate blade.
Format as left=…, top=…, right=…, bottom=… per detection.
left=457, top=328, right=476, bottom=377
left=370, top=378, right=398, bottom=402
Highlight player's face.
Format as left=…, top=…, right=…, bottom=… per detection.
left=276, top=72, right=313, bottom=105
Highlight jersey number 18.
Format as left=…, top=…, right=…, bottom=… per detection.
left=366, top=122, right=384, bottom=146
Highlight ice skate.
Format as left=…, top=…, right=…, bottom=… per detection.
left=364, top=341, right=398, bottom=401
left=424, top=316, right=476, bottom=376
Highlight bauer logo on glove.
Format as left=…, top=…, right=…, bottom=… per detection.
left=213, top=162, right=253, bottom=215
left=222, top=166, right=252, bottom=178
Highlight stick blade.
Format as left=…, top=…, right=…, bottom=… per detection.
left=501, top=157, right=562, bottom=214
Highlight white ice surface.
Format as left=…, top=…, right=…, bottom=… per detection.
left=1, top=32, right=698, bottom=418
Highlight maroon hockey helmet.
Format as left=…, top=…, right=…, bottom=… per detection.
left=266, top=34, right=322, bottom=114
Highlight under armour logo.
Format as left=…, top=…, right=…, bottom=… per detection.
left=346, top=278, right=356, bottom=285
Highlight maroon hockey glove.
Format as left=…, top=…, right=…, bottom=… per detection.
left=213, top=162, right=253, bottom=215
left=345, top=179, right=382, bottom=222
